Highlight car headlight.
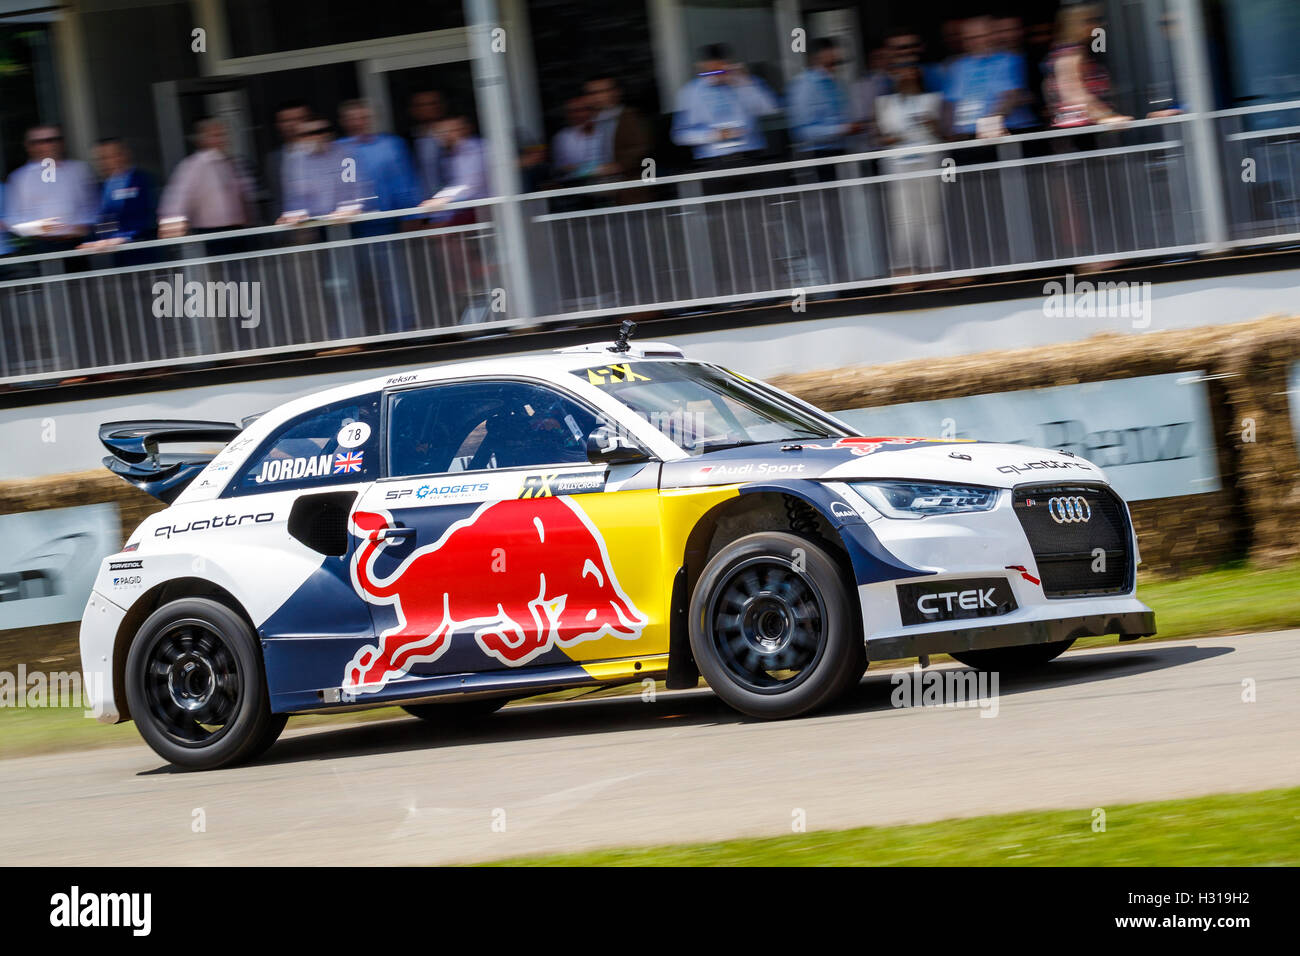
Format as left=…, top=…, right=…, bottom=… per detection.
left=850, top=481, right=999, bottom=519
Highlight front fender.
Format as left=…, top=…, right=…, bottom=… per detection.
left=737, top=480, right=934, bottom=586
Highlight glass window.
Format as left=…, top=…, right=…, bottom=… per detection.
left=387, top=380, right=606, bottom=477
left=222, top=0, right=463, bottom=58
left=573, top=361, right=838, bottom=454
left=227, top=394, right=380, bottom=496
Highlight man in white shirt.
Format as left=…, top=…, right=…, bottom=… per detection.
left=671, top=43, right=780, bottom=166
left=4, top=125, right=98, bottom=253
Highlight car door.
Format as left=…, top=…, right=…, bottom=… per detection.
left=342, top=377, right=669, bottom=697
left=218, top=392, right=384, bottom=710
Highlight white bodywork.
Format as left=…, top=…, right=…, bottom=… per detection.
left=80, top=344, right=1152, bottom=723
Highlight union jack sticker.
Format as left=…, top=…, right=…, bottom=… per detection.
left=333, top=450, right=364, bottom=474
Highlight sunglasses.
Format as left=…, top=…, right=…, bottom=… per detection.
left=29, top=135, right=62, bottom=144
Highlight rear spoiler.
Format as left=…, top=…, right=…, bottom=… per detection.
left=99, top=419, right=243, bottom=503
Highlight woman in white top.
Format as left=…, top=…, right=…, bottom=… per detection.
left=874, top=62, right=948, bottom=277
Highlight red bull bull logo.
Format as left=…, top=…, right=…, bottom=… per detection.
left=811, top=436, right=947, bottom=456
left=343, top=496, right=647, bottom=694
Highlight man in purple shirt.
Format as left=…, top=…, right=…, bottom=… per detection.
left=420, top=115, right=492, bottom=323
left=421, top=116, right=490, bottom=225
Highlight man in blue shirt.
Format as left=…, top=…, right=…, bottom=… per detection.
left=86, top=138, right=156, bottom=243
left=409, top=90, right=447, bottom=200
left=945, top=16, right=1022, bottom=138
left=788, top=37, right=864, bottom=156
left=992, top=17, right=1036, bottom=132
left=0, top=183, right=9, bottom=256
left=337, top=99, right=420, bottom=332
left=337, top=99, right=421, bottom=231
left=671, top=43, right=780, bottom=165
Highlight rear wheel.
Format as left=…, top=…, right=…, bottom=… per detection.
left=949, top=638, right=1075, bottom=671
left=689, top=532, right=860, bottom=719
left=401, top=697, right=508, bottom=723
left=125, top=597, right=285, bottom=770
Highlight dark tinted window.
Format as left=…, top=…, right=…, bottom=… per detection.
left=223, top=0, right=463, bottom=57
left=227, top=394, right=380, bottom=496
left=388, top=381, right=604, bottom=477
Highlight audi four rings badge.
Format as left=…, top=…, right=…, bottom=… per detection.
left=1048, top=496, right=1092, bottom=524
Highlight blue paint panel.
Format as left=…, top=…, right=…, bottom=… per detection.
left=269, top=657, right=597, bottom=713
left=260, top=497, right=578, bottom=709
left=738, top=480, right=933, bottom=585
left=259, top=554, right=374, bottom=700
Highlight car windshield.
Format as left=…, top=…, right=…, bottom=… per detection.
left=573, top=361, right=838, bottom=454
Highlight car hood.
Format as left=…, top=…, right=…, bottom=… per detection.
left=659, top=437, right=1108, bottom=490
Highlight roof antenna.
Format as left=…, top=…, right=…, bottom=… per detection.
left=611, top=319, right=636, bottom=353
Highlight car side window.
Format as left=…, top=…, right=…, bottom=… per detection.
left=226, top=394, right=380, bottom=496
left=387, top=380, right=603, bottom=478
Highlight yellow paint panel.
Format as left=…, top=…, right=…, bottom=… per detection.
left=580, top=654, right=670, bottom=681
left=556, top=484, right=741, bottom=667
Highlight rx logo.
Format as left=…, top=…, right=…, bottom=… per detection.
left=1048, top=495, right=1092, bottom=524
left=585, top=364, right=651, bottom=386
left=519, top=473, right=558, bottom=498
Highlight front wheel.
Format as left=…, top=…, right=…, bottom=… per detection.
left=689, top=532, right=862, bottom=719
left=124, top=597, right=285, bottom=770
left=949, top=638, right=1075, bottom=671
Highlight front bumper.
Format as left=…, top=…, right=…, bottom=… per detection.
left=866, top=609, right=1156, bottom=661
left=826, top=481, right=1156, bottom=661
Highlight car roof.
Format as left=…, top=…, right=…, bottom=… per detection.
left=252, top=343, right=696, bottom=433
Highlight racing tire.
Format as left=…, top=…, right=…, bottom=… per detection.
left=125, top=597, right=284, bottom=771
left=949, top=638, right=1076, bottom=671
left=689, top=532, right=859, bottom=719
left=401, top=697, right=508, bottom=723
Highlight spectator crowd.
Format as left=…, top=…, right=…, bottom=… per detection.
left=0, top=0, right=1189, bottom=316
left=0, top=95, right=493, bottom=261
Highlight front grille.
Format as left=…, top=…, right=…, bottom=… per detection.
left=1012, top=484, right=1133, bottom=598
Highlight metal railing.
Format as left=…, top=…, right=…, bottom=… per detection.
left=0, top=202, right=504, bottom=380
left=1215, top=101, right=1300, bottom=245
left=523, top=115, right=1209, bottom=319
left=1, top=101, right=1298, bottom=384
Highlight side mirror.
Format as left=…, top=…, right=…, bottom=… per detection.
left=586, top=426, right=649, bottom=465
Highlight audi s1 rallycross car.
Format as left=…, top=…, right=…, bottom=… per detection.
left=81, top=334, right=1155, bottom=768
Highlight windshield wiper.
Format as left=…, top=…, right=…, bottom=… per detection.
left=692, top=439, right=768, bottom=453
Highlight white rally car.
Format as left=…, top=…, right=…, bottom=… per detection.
left=81, top=333, right=1155, bottom=768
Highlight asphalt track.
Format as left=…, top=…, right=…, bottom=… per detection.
left=2, top=631, right=1297, bottom=865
